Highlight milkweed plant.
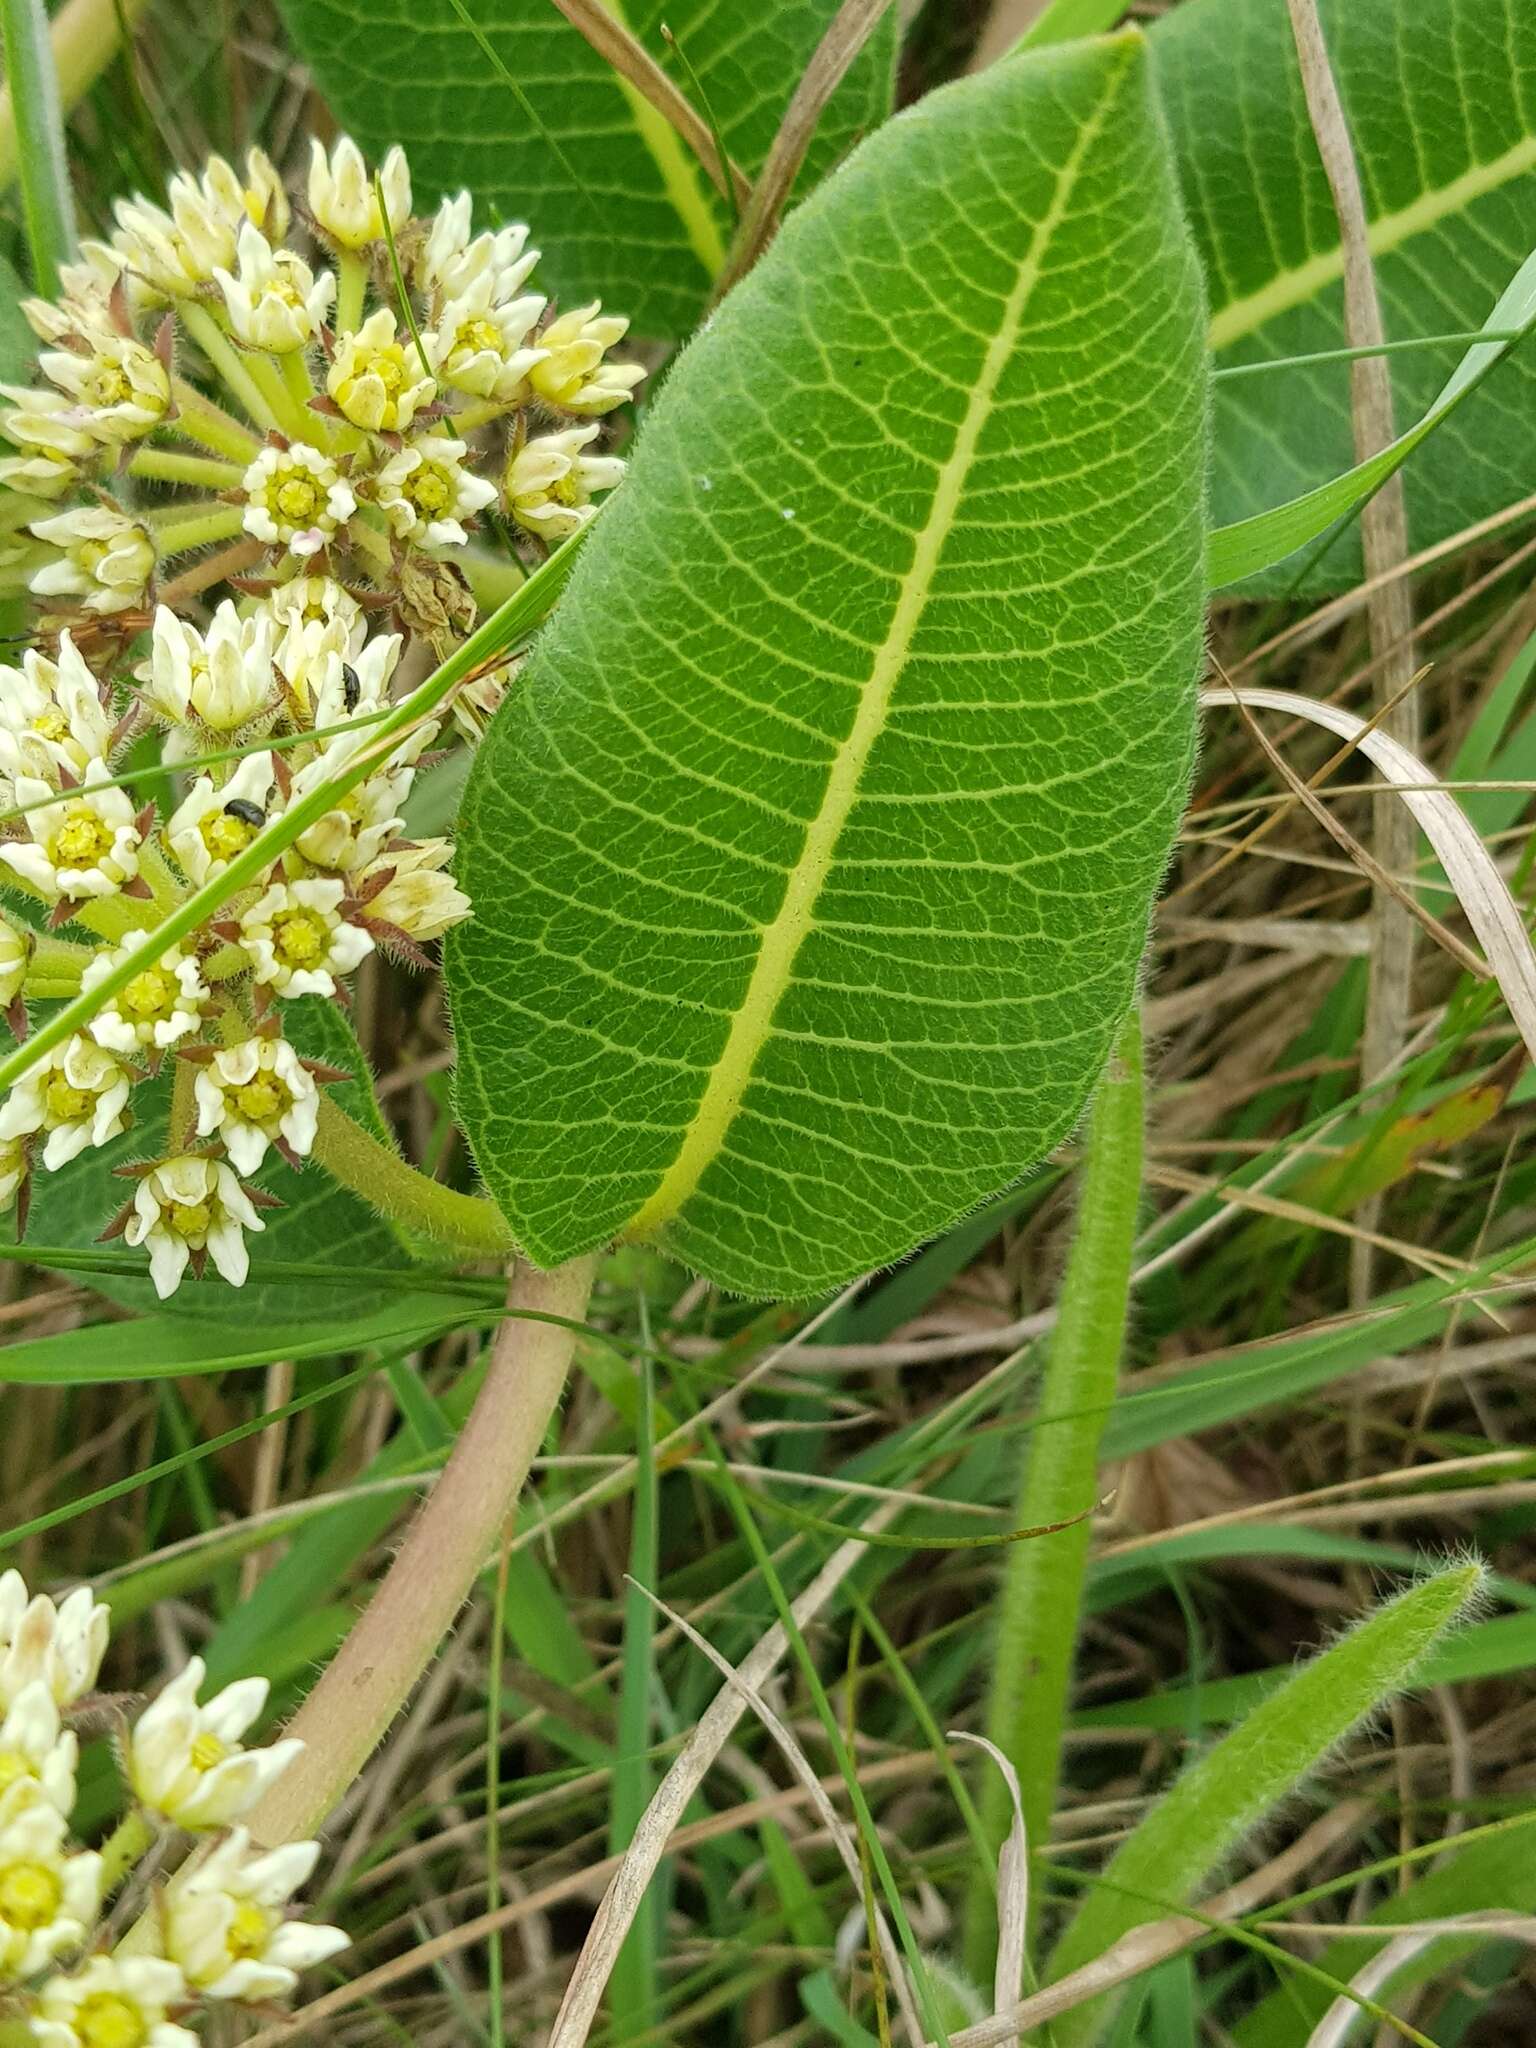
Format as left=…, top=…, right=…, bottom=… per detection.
left=0, top=136, right=638, bottom=1299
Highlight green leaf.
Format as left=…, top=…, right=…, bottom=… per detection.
left=450, top=34, right=1208, bottom=1299
left=1152, top=0, right=1536, bottom=589
left=1044, top=1564, right=1485, bottom=2048
left=272, top=0, right=895, bottom=338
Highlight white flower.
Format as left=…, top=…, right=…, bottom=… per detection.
left=129, top=1656, right=296, bottom=1827
left=0, top=385, right=95, bottom=498
left=166, top=750, right=274, bottom=887
left=0, top=918, right=27, bottom=1011
left=374, top=434, right=497, bottom=549
left=81, top=936, right=209, bottom=1055
left=39, top=329, right=170, bottom=444
left=417, top=192, right=538, bottom=304
left=21, top=243, right=120, bottom=342
left=112, top=151, right=282, bottom=299
left=528, top=302, right=643, bottom=415
left=0, top=1033, right=133, bottom=1171
left=303, top=629, right=400, bottom=737
left=122, top=1157, right=264, bottom=1301
left=27, top=1954, right=196, bottom=2048
left=0, top=1793, right=100, bottom=1978
left=194, top=1036, right=319, bottom=1175
left=0, top=1682, right=77, bottom=1817
left=242, top=442, right=356, bottom=559
left=0, top=1574, right=109, bottom=1712
left=364, top=840, right=470, bottom=940
left=138, top=600, right=276, bottom=733
left=307, top=136, right=410, bottom=251
left=0, top=634, right=114, bottom=786
left=264, top=577, right=367, bottom=716
left=286, top=754, right=403, bottom=875
left=0, top=765, right=143, bottom=903
left=29, top=504, right=156, bottom=615
left=425, top=280, right=545, bottom=403
left=506, top=424, right=625, bottom=543
left=161, top=1827, right=347, bottom=2002
left=325, top=308, right=435, bottom=433
left=238, top=877, right=373, bottom=997
left=215, top=222, right=334, bottom=354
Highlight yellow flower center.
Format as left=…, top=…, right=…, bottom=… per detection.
left=121, top=967, right=177, bottom=1022
left=262, top=279, right=305, bottom=312
left=226, top=1899, right=273, bottom=1961
left=0, top=1859, right=61, bottom=1930
left=455, top=316, right=501, bottom=357
left=44, top=1076, right=94, bottom=1125
left=273, top=473, right=324, bottom=524
left=54, top=807, right=114, bottom=868
left=201, top=812, right=257, bottom=861
left=190, top=1729, right=228, bottom=1770
left=368, top=347, right=406, bottom=396
left=87, top=363, right=135, bottom=409
left=233, top=1075, right=283, bottom=1122
left=0, top=1750, right=31, bottom=1793
left=167, top=1200, right=213, bottom=1242
left=550, top=472, right=583, bottom=508
left=271, top=909, right=325, bottom=967
left=406, top=461, right=453, bottom=516
left=31, top=707, right=69, bottom=743
left=74, top=1993, right=148, bottom=2048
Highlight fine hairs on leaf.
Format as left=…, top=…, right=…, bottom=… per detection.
left=1042, top=1561, right=1488, bottom=2048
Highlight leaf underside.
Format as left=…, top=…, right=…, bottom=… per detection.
left=272, top=0, right=896, bottom=338
left=1153, top=0, right=1536, bottom=591
left=450, top=34, right=1208, bottom=1299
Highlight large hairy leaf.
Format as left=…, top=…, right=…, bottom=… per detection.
left=274, top=0, right=895, bottom=338
left=1152, top=0, right=1536, bottom=589
left=450, top=35, right=1208, bottom=1299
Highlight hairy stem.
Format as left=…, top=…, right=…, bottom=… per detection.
left=128, top=447, right=245, bottom=490
left=244, top=1253, right=600, bottom=1845
left=311, top=1093, right=518, bottom=1257
left=0, top=0, right=149, bottom=193
left=967, top=1005, right=1144, bottom=1972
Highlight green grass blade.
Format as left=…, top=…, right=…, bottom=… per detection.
left=609, top=1331, right=661, bottom=2038
left=0, top=0, right=76, bottom=293
left=1044, top=1562, right=1487, bottom=2047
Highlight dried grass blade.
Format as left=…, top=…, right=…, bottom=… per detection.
left=544, top=0, right=748, bottom=205
left=949, top=1734, right=1027, bottom=2042
left=1304, top=1911, right=1536, bottom=2048
left=632, top=1576, right=925, bottom=2045
left=545, top=1502, right=902, bottom=2048
left=1202, top=685, right=1536, bottom=1065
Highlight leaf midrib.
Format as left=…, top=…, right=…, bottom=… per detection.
left=623, top=39, right=1136, bottom=1242
left=601, top=0, right=725, bottom=276
left=1208, top=128, right=1536, bottom=350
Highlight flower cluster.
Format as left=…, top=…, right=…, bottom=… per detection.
left=0, top=1569, right=345, bottom=2041
left=0, top=137, right=641, bottom=1297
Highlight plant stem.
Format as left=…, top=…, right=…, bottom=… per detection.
left=966, top=1004, right=1144, bottom=1974
left=169, top=381, right=261, bottom=462
left=178, top=303, right=280, bottom=435
left=335, top=250, right=368, bottom=337
left=311, top=1093, right=518, bottom=1257
left=0, top=0, right=75, bottom=295
left=243, top=1252, right=600, bottom=1845
left=152, top=503, right=248, bottom=558
left=97, top=1809, right=154, bottom=1893
left=129, top=447, right=245, bottom=491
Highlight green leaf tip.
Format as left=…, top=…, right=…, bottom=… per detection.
left=1042, top=1560, right=1487, bottom=2047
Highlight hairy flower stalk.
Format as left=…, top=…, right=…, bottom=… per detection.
left=0, top=134, right=639, bottom=1297
left=0, top=1570, right=344, bottom=2042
